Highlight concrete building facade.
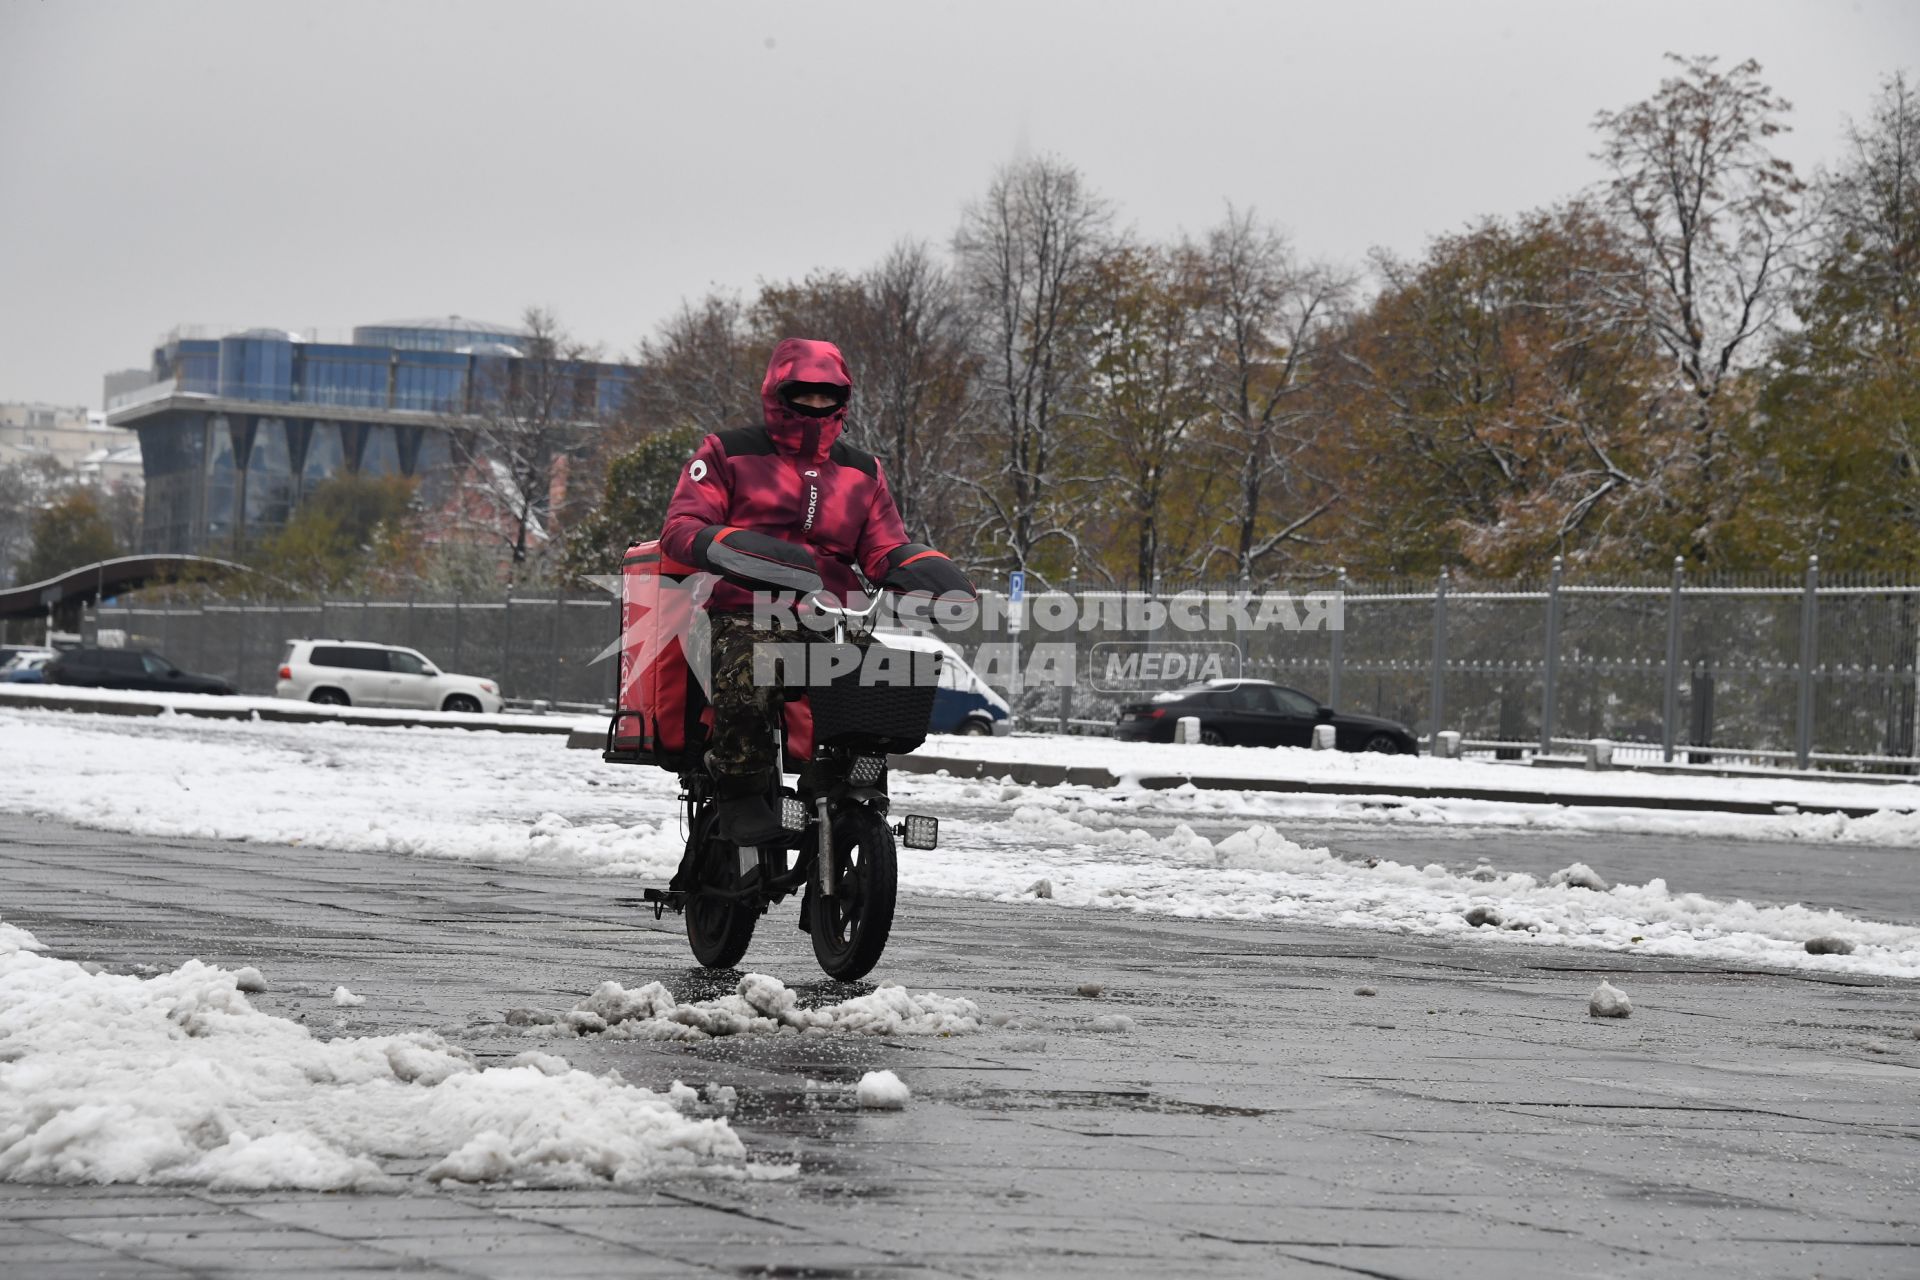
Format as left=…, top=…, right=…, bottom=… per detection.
left=0, top=402, right=142, bottom=485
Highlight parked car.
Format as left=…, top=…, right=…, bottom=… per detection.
left=0, top=650, right=55, bottom=683
left=1112, top=678, right=1416, bottom=753
left=1, top=644, right=55, bottom=668
left=276, top=640, right=502, bottom=713
left=43, top=647, right=235, bottom=695
left=874, top=630, right=1014, bottom=736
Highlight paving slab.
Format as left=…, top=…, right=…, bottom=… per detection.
left=1, top=812, right=1916, bottom=1278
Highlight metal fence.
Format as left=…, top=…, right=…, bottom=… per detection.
left=81, top=557, right=1920, bottom=770
left=943, top=560, right=1918, bottom=771
left=84, top=592, right=621, bottom=710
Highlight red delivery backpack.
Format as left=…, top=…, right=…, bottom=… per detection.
left=609, top=538, right=822, bottom=771
left=609, top=540, right=708, bottom=769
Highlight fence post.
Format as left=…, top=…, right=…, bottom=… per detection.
left=1429, top=568, right=1448, bottom=749
left=1796, top=555, right=1820, bottom=770
left=501, top=591, right=514, bottom=701
left=1661, top=556, right=1683, bottom=764
left=192, top=597, right=209, bottom=675
left=1233, top=573, right=1252, bottom=678
left=1540, top=556, right=1564, bottom=755
left=232, top=598, right=246, bottom=689
left=406, top=589, right=417, bottom=652
left=1058, top=573, right=1077, bottom=732
left=1328, top=568, right=1346, bottom=709
left=548, top=585, right=564, bottom=704
left=452, top=593, right=464, bottom=670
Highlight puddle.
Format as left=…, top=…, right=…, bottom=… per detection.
left=950, top=1087, right=1269, bottom=1117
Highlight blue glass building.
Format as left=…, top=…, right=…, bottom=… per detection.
left=107, top=317, right=634, bottom=553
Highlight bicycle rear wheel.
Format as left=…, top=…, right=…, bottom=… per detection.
left=685, top=809, right=759, bottom=970
left=809, top=805, right=896, bottom=981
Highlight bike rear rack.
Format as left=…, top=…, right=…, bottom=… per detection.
left=602, top=710, right=652, bottom=765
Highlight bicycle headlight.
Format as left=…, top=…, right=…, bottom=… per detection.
left=779, top=795, right=809, bottom=831
left=849, top=754, right=886, bottom=787
left=900, top=814, right=938, bottom=850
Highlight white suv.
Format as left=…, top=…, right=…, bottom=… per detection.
left=276, top=640, right=503, bottom=713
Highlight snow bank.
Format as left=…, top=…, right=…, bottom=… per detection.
left=0, top=927, right=747, bottom=1189
left=569, top=974, right=981, bottom=1042
left=935, top=814, right=1920, bottom=977
left=3, top=708, right=1917, bottom=977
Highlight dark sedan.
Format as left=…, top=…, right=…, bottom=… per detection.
left=1113, top=679, right=1416, bottom=753
left=44, top=647, right=235, bottom=696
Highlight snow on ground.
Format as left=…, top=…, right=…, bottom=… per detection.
left=0, top=920, right=760, bottom=1190
left=561, top=975, right=980, bottom=1041
left=3, top=707, right=1919, bottom=978
left=0, top=706, right=683, bottom=874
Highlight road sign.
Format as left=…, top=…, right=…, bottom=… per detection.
left=1009, top=571, right=1026, bottom=603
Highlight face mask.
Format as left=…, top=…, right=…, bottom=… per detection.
left=781, top=397, right=844, bottom=419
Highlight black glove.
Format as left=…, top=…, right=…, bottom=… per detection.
left=882, top=543, right=977, bottom=597
left=691, top=526, right=825, bottom=594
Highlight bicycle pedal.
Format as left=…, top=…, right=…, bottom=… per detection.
left=640, top=887, right=686, bottom=919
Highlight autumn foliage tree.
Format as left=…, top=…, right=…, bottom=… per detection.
left=15, top=488, right=121, bottom=586
left=1738, top=73, right=1920, bottom=571
left=1077, top=243, right=1213, bottom=585
left=1326, top=206, right=1666, bottom=577
left=250, top=473, right=420, bottom=594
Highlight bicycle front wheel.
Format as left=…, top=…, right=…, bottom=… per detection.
left=809, top=805, right=897, bottom=981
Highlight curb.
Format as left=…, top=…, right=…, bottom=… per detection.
left=0, top=688, right=580, bottom=736
left=882, top=753, right=1896, bottom=820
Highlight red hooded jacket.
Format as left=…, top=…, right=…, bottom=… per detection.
left=662, top=339, right=911, bottom=611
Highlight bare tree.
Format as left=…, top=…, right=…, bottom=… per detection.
left=1593, top=54, right=1805, bottom=554
left=633, top=293, right=763, bottom=442
left=1197, top=207, right=1348, bottom=581
left=951, top=156, right=1113, bottom=579
left=447, top=307, right=604, bottom=576
left=850, top=242, right=978, bottom=544
left=750, top=249, right=978, bottom=547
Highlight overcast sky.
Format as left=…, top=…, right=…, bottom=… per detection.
left=2, top=0, right=1914, bottom=408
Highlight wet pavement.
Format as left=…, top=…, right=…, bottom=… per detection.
left=2, top=812, right=1917, bottom=1279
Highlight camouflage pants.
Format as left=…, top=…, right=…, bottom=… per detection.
left=705, top=611, right=867, bottom=779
